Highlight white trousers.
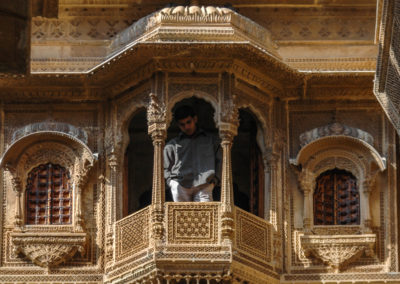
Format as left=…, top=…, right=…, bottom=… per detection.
left=170, top=181, right=214, bottom=202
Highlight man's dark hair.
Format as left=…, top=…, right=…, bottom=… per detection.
left=174, top=105, right=196, bottom=121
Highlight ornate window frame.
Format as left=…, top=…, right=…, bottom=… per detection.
left=0, top=123, right=97, bottom=269
left=291, top=123, right=386, bottom=272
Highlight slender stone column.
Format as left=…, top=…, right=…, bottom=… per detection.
left=362, top=178, right=372, bottom=232
left=218, top=72, right=239, bottom=244
left=265, top=150, right=279, bottom=228
left=149, top=125, right=166, bottom=242
left=219, top=120, right=238, bottom=244
left=299, top=170, right=314, bottom=233
left=105, top=152, right=117, bottom=264
left=303, top=187, right=313, bottom=233
left=75, top=184, right=83, bottom=232
left=147, top=93, right=167, bottom=244
left=12, top=177, right=23, bottom=228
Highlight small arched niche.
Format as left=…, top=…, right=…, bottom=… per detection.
left=123, top=108, right=154, bottom=216
left=232, top=108, right=265, bottom=217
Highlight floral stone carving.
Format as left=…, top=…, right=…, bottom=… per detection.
left=11, top=232, right=87, bottom=268
left=301, top=234, right=376, bottom=272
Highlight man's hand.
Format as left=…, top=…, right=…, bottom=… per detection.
left=169, top=180, right=180, bottom=192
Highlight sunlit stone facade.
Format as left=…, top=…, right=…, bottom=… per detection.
left=0, top=1, right=399, bottom=283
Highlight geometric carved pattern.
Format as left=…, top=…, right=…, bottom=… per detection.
left=235, top=207, right=271, bottom=263
left=115, top=207, right=149, bottom=261
left=167, top=203, right=219, bottom=244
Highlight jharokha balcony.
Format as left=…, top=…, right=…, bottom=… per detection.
left=103, top=96, right=279, bottom=283
left=106, top=203, right=278, bottom=283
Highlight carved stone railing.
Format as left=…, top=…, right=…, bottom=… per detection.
left=115, top=207, right=150, bottom=262
left=301, top=233, right=376, bottom=273
left=106, top=203, right=277, bottom=283
left=234, top=207, right=272, bottom=264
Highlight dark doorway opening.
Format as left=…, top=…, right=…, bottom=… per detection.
left=124, top=108, right=154, bottom=216
left=232, top=109, right=264, bottom=217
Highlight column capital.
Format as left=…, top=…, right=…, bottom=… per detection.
left=219, top=122, right=238, bottom=141
left=11, top=177, right=22, bottom=194
left=108, top=153, right=118, bottom=170
left=147, top=93, right=166, bottom=125
left=362, top=178, right=374, bottom=194
left=148, top=123, right=167, bottom=141
left=299, top=170, right=314, bottom=193
left=264, top=148, right=280, bottom=170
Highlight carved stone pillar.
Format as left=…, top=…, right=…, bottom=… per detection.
left=105, top=153, right=118, bottom=264
left=75, top=183, right=84, bottom=232
left=12, top=177, right=23, bottom=228
left=219, top=97, right=239, bottom=244
left=265, top=150, right=279, bottom=227
left=299, top=170, right=314, bottom=233
left=219, top=72, right=239, bottom=244
left=362, top=178, right=373, bottom=232
left=147, top=93, right=167, bottom=244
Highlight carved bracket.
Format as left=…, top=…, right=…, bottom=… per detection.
left=11, top=232, right=87, bottom=268
left=301, top=234, right=376, bottom=272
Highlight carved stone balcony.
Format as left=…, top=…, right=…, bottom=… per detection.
left=301, top=233, right=376, bottom=272
left=11, top=231, right=87, bottom=268
left=107, top=203, right=278, bottom=283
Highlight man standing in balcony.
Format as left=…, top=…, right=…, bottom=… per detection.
left=164, top=105, right=221, bottom=202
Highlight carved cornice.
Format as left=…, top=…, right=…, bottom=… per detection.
left=286, top=57, right=377, bottom=72
left=11, top=232, right=87, bottom=268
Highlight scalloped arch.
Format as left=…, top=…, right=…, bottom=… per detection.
left=294, top=136, right=386, bottom=173
left=166, top=90, right=219, bottom=128
left=237, top=105, right=270, bottom=154
left=0, top=131, right=96, bottom=173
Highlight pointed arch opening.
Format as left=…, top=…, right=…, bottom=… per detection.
left=166, top=96, right=219, bottom=202
left=232, top=108, right=265, bottom=217
left=123, top=108, right=154, bottom=216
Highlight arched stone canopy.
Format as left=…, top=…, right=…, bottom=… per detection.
left=1, top=131, right=96, bottom=181
left=293, top=135, right=386, bottom=177
left=1, top=130, right=97, bottom=229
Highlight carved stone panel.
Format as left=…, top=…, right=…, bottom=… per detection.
left=166, top=203, right=219, bottom=244
left=235, top=208, right=272, bottom=263
left=115, top=207, right=150, bottom=262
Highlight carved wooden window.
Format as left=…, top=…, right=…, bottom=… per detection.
left=26, top=163, right=72, bottom=225
left=314, top=169, right=360, bottom=225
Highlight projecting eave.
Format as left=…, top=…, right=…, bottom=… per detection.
left=31, top=5, right=284, bottom=75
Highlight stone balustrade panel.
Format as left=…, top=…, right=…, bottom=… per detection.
left=115, top=206, right=150, bottom=262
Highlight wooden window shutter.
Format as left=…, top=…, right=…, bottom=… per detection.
left=26, top=163, right=72, bottom=225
